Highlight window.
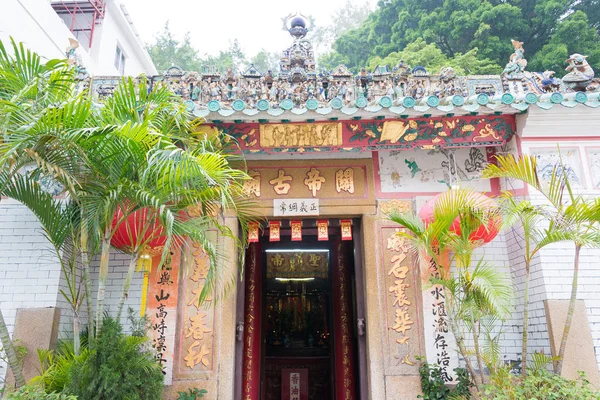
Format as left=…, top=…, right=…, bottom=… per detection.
left=114, top=45, right=126, bottom=75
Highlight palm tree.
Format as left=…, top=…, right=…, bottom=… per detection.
left=482, top=154, right=600, bottom=374
left=0, top=39, right=256, bottom=344
left=387, top=188, right=512, bottom=391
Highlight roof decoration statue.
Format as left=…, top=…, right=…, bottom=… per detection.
left=563, top=53, right=595, bottom=92
left=89, top=23, right=600, bottom=120
left=502, top=39, right=527, bottom=79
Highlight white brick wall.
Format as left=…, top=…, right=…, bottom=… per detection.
left=0, top=200, right=63, bottom=384
left=0, top=200, right=146, bottom=386
left=538, top=244, right=600, bottom=368
left=88, top=250, right=145, bottom=333
left=518, top=137, right=600, bottom=371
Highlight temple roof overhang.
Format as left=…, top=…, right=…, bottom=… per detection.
left=192, top=91, right=600, bottom=124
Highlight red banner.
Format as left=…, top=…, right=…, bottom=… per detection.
left=242, top=243, right=262, bottom=400
left=332, top=241, right=356, bottom=400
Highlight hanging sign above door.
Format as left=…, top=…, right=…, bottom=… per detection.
left=273, top=198, right=319, bottom=217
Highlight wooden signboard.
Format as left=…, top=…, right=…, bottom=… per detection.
left=282, top=369, right=308, bottom=400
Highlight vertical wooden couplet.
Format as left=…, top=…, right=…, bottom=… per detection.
left=332, top=240, right=356, bottom=400
left=242, top=242, right=262, bottom=400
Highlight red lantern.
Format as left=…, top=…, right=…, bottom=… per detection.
left=111, top=207, right=167, bottom=252
left=418, top=191, right=500, bottom=246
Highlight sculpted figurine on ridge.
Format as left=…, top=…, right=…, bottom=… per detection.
left=502, top=39, right=528, bottom=79
left=562, top=53, right=595, bottom=92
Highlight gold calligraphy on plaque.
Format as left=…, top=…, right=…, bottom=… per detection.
left=386, top=229, right=414, bottom=345
left=184, top=341, right=211, bottom=368
left=335, top=168, right=355, bottom=194
left=242, top=170, right=261, bottom=197
left=269, top=169, right=293, bottom=195
left=183, top=244, right=214, bottom=371
left=260, top=123, right=342, bottom=148
left=266, top=252, right=328, bottom=279
left=304, top=167, right=326, bottom=197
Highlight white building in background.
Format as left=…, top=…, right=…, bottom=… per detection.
left=0, top=0, right=157, bottom=76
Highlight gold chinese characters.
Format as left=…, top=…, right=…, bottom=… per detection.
left=304, top=168, right=326, bottom=197
left=269, top=169, right=293, bottom=195
left=387, top=229, right=414, bottom=346
left=244, top=166, right=360, bottom=198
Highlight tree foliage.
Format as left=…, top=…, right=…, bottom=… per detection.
left=146, top=22, right=204, bottom=73
left=327, top=0, right=600, bottom=74
left=147, top=24, right=276, bottom=74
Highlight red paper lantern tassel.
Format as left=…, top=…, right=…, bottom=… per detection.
left=340, top=219, right=353, bottom=241
left=290, top=220, right=302, bottom=241
left=317, top=220, right=329, bottom=241
left=248, top=222, right=259, bottom=243
left=269, top=221, right=281, bottom=242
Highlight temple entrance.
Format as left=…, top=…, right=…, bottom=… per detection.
left=237, top=219, right=364, bottom=400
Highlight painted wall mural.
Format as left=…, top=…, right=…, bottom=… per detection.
left=529, top=147, right=585, bottom=188
left=209, top=115, right=515, bottom=155
left=586, top=147, right=600, bottom=189
left=378, top=147, right=494, bottom=194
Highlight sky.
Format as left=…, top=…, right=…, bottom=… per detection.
left=121, top=0, right=377, bottom=58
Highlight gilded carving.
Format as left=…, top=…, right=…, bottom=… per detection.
left=378, top=199, right=412, bottom=215
left=304, top=167, right=326, bottom=197
left=269, top=169, right=293, bottom=195
left=335, top=168, right=355, bottom=193
left=381, top=121, right=410, bottom=143
left=260, top=122, right=342, bottom=148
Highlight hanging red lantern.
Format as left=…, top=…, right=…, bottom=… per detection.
left=418, top=191, right=500, bottom=246
left=111, top=207, right=167, bottom=252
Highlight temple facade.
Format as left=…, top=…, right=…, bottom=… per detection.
left=2, top=15, right=600, bottom=400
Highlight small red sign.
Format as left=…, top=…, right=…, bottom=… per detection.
left=269, top=221, right=281, bottom=242
left=291, top=220, right=302, bottom=241
left=248, top=222, right=259, bottom=243
left=317, top=220, right=329, bottom=241
left=340, top=219, right=353, bottom=241
left=282, top=368, right=308, bottom=400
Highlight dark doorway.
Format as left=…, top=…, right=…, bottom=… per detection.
left=238, top=219, right=362, bottom=400
left=262, top=233, right=335, bottom=400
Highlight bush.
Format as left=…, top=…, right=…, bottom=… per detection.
left=177, top=388, right=207, bottom=399
left=417, top=357, right=472, bottom=399
left=482, top=368, right=600, bottom=399
left=63, top=317, right=163, bottom=400
left=5, top=384, right=76, bottom=400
